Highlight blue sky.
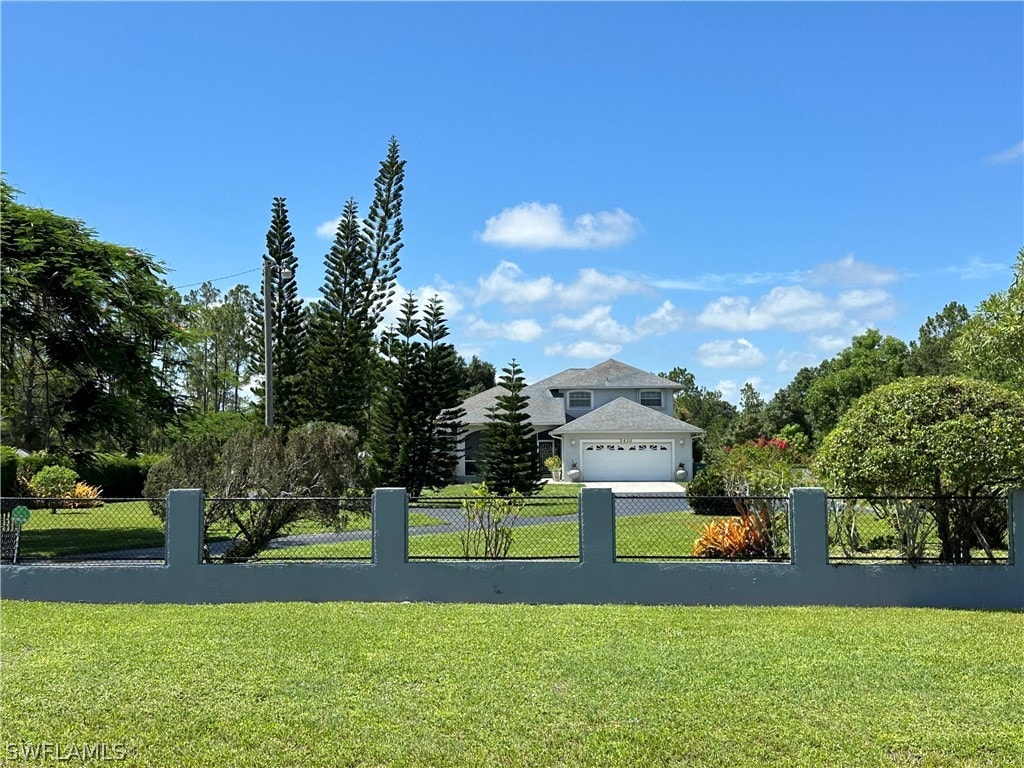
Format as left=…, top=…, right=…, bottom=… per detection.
left=3, top=2, right=1022, bottom=403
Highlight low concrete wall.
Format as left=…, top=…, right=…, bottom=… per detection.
left=2, top=488, right=1021, bottom=608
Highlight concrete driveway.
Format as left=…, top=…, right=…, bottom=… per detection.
left=548, top=480, right=686, bottom=494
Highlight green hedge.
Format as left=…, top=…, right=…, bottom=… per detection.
left=1, top=446, right=19, bottom=496
left=74, top=453, right=165, bottom=498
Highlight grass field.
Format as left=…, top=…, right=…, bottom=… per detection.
left=1, top=601, right=1021, bottom=767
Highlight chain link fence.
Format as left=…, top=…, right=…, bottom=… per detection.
left=1, top=497, right=166, bottom=564
left=202, top=497, right=373, bottom=562
left=827, top=495, right=1010, bottom=563
left=409, top=494, right=580, bottom=560
left=615, top=494, right=791, bottom=561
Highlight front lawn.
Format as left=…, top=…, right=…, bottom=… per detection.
left=1, top=601, right=1020, bottom=767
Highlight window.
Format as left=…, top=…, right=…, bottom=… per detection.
left=568, top=391, right=592, bottom=409
left=639, top=390, right=663, bottom=408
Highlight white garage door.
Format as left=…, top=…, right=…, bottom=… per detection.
left=580, top=441, right=674, bottom=481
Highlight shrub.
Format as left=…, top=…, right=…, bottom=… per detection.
left=692, top=508, right=766, bottom=558
left=816, top=376, right=1024, bottom=562
left=68, top=482, right=104, bottom=509
left=18, top=451, right=74, bottom=490
left=1, top=446, right=19, bottom=496
left=28, top=465, right=79, bottom=513
left=75, top=453, right=165, bottom=498
left=459, top=482, right=523, bottom=559
left=687, top=462, right=728, bottom=515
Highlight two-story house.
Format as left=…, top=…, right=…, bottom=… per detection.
left=456, top=359, right=704, bottom=483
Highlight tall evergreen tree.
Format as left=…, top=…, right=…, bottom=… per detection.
left=481, top=359, right=544, bottom=496
left=362, top=136, right=405, bottom=329
left=183, top=282, right=255, bottom=413
left=417, top=296, right=466, bottom=491
left=304, top=138, right=406, bottom=440
left=305, top=198, right=377, bottom=433
left=251, top=197, right=306, bottom=430
left=367, top=295, right=464, bottom=496
left=367, top=294, right=421, bottom=491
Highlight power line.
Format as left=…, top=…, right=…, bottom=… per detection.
left=173, top=267, right=261, bottom=290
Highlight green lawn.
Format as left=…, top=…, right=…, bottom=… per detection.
left=415, top=482, right=583, bottom=517
left=16, top=501, right=165, bottom=559
left=1, top=601, right=1020, bottom=767
left=267, top=512, right=763, bottom=561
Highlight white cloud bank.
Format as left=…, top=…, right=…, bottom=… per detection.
left=480, top=202, right=639, bottom=249
left=807, top=253, right=899, bottom=287
left=698, top=339, right=767, bottom=369
left=474, top=261, right=648, bottom=308
left=985, top=140, right=1024, bottom=165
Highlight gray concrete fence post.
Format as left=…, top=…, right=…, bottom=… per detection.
left=789, top=487, right=828, bottom=567
left=580, top=487, right=615, bottom=567
left=372, top=488, right=408, bottom=568
left=1009, top=488, right=1024, bottom=567
left=165, top=489, right=204, bottom=570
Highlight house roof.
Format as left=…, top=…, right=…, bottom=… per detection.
left=551, top=397, right=704, bottom=436
left=459, top=359, right=688, bottom=429
left=552, top=359, right=683, bottom=391
left=461, top=381, right=567, bottom=427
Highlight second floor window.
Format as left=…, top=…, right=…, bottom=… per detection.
left=568, top=391, right=592, bottom=409
left=639, top=390, right=663, bottom=408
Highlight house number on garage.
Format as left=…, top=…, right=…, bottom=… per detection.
left=618, top=439, right=633, bottom=443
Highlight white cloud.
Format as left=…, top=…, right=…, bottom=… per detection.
left=836, top=289, right=891, bottom=310
left=474, top=261, right=647, bottom=308
left=544, top=341, right=622, bottom=359
left=715, top=379, right=738, bottom=403
left=697, top=338, right=767, bottom=368
left=776, top=351, right=821, bottom=374
left=945, top=256, right=1010, bottom=281
left=466, top=316, right=543, bottom=342
left=810, top=334, right=849, bottom=355
left=551, top=306, right=633, bottom=343
left=985, top=140, right=1024, bottom=165
left=480, top=202, right=639, bottom=249
left=476, top=261, right=556, bottom=306
left=633, top=301, right=686, bottom=337
left=651, top=268, right=805, bottom=292
left=697, top=286, right=844, bottom=332
left=316, top=217, right=342, bottom=239
left=807, top=253, right=899, bottom=287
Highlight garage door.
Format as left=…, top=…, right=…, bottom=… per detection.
left=580, top=441, right=674, bottom=481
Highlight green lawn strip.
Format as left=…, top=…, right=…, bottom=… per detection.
left=1, top=602, right=1020, bottom=767
left=16, top=501, right=165, bottom=558
left=268, top=512, right=748, bottom=560
left=415, top=482, right=583, bottom=518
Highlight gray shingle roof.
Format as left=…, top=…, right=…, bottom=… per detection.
left=551, top=397, right=703, bottom=435
left=553, top=359, right=683, bottom=390
left=458, top=360, right=686, bottom=429
left=460, top=382, right=566, bottom=427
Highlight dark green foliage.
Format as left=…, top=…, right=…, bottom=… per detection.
left=481, top=360, right=544, bottom=497
left=660, top=367, right=737, bottom=458
left=250, top=197, right=307, bottom=430
left=305, top=139, right=406, bottom=441
left=73, top=453, right=164, bottom=498
left=305, top=198, right=378, bottom=437
left=368, top=295, right=465, bottom=496
left=816, top=376, right=1024, bottom=562
left=1, top=180, right=183, bottom=452
left=1, top=446, right=19, bottom=495
left=16, top=451, right=74, bottom=490
left=805, top=329, right=908, bottom=438
left=763, top=365, right=822, bottom=443
left=143, top=422, right=362, bottom=559
left=686, top=462, right=728, bottom=515
left=723, top=383, right=770, bottom=445
left=457, top=355, right=497, bottom=400
left=906, top=301, right=969, bottom=377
